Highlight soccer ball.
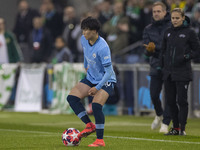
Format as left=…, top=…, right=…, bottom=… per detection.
left=62, top=128, right=81, bottom=146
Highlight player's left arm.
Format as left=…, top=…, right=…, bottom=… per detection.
left=88, top=46, right=113, bottom=96
left=88, top=64, right=113, bottom=96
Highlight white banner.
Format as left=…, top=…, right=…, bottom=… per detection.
left=14, top=63, right=46, bottom=112
left=0, top=64, right=18, bottom=110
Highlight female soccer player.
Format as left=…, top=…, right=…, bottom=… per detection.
left=160, top=8, right=200, bottom=135
left=66, top=16, right=116, bottom=147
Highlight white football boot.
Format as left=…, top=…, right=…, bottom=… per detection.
left=159, top=123, right=169, bottom=133
left=151, top=116, right=163, bottom=130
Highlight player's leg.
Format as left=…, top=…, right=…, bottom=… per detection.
left=88, top=82, right=114, bottom=147
left=160, top=92, right=171, bottom=133
left=164, top=77, right=179, bottom=135
left=150, top=76, right=163, bottom=130
left=176, top=81, right=189, bottom=135
left=67, top=80, right=92, bottom=127
left=67, top=78, right=96, bottom=139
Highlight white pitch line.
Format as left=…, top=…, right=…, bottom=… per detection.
left=28, top=122, right=150, bottom=127
left=0, top=129, right=200, bottom=145
left=0, top=129, right=59, bottom=135
left=106, top=122, right=150, bottom=127
left=29, top=121, right=81, bottom=126
left=104, top=135, right=200, bottom=145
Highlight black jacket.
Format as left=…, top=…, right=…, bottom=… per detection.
left=13, top=8, right=40, bottom=43
left=28, top=28, right=53, bottom=63
left=160, top=17, right=200, bottom=81
left=143, top=12, right=171, bottom=76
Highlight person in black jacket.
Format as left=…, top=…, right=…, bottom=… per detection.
left=28, top=16, right=53, bottom=63
left=143, top=1, right=171, bottom=133
left=160, top=8, right=200, bottom=135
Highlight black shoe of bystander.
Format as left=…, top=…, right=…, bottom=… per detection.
left=164, top=128, right=180, bottom=135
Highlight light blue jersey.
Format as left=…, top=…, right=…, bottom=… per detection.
left=81, top=35, right=116, bottom=89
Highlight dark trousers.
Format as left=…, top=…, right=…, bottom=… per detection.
left=164, top=76, right=189, bottom=131
left=150, top=76, right=171, bottom=125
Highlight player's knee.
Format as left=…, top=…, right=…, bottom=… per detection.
left=67, top=95, right=80, bottom=104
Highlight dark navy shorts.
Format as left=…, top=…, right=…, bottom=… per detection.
left=80, top=77, right=115, bottom=96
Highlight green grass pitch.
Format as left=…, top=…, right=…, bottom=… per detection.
left=0, top=112, right=200, bottom=150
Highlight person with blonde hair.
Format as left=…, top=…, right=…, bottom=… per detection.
left=143, top=1, right=171, bottom=133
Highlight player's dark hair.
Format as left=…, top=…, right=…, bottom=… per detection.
left=81, top=17, right=101, bottom=32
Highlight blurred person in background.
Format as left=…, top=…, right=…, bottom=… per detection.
left=69, top=12, right=92, bottom=62
left=162, top=0, right=173, bottom=11
left=160, top=8, right=200, bottom=135
left=13, top=0, right=39, bottom=63
left=143, top=1, right=171, bottom=133
left=98, top=0, right=113, bottom=26
left=140, top=0, right=153, bottom=31
left=183, top=0, right=196, bottom=18
left=41, top=0, right=63, bottom=41
left=191, top=3, right=200, bottom=39
left=28, top=16, right=53, bottom=63
left=191, top=3, right=200, bottom=63
left=171, top=0, right=186, bottom=11
left=50, top=36, right=73, bottom=64
left=0, top=17, right=23, bottom=64
left=102, top=1, right=130, bottom=60
left=124, top=0, right=143, bottom=43
left=62, top=6, right=79, bottom=62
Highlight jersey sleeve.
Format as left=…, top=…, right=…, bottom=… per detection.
left=98, top=46, right=112, bottom=67
left=95, top=64, right=113, bottom=90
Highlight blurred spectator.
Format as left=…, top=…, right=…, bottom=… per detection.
left=0, top=17, right=23, bottom=64
left=124, top=0, right=143, bottom=43
left=98, top=0, right=113, bottom=25
left=69, top=12, right=91, bottom=62
left=163, top=0, right=173, bottom=11
left=140, top=0, right=153, bottom=30
left=88, top=2, right=101, bottom=19
left=62, top=6, right=79, bottom=62
left=28, top=16, right=53, bottom=63
left=191, top=3, right=200, bottom=38
left=13, top=0, right=39, bottom=62
left=42, top=0, right=63, bottom=40
left=191, top=3, right=200, bottom=63
left=50, top=36, right=73, bottom=64
left=171, top=0, right=186, bottom=10
left=13, top=0, right=40, bottom=44
left=102, top=1, right=130, bottom=59
left=184, top=0, right=196, bottom=18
